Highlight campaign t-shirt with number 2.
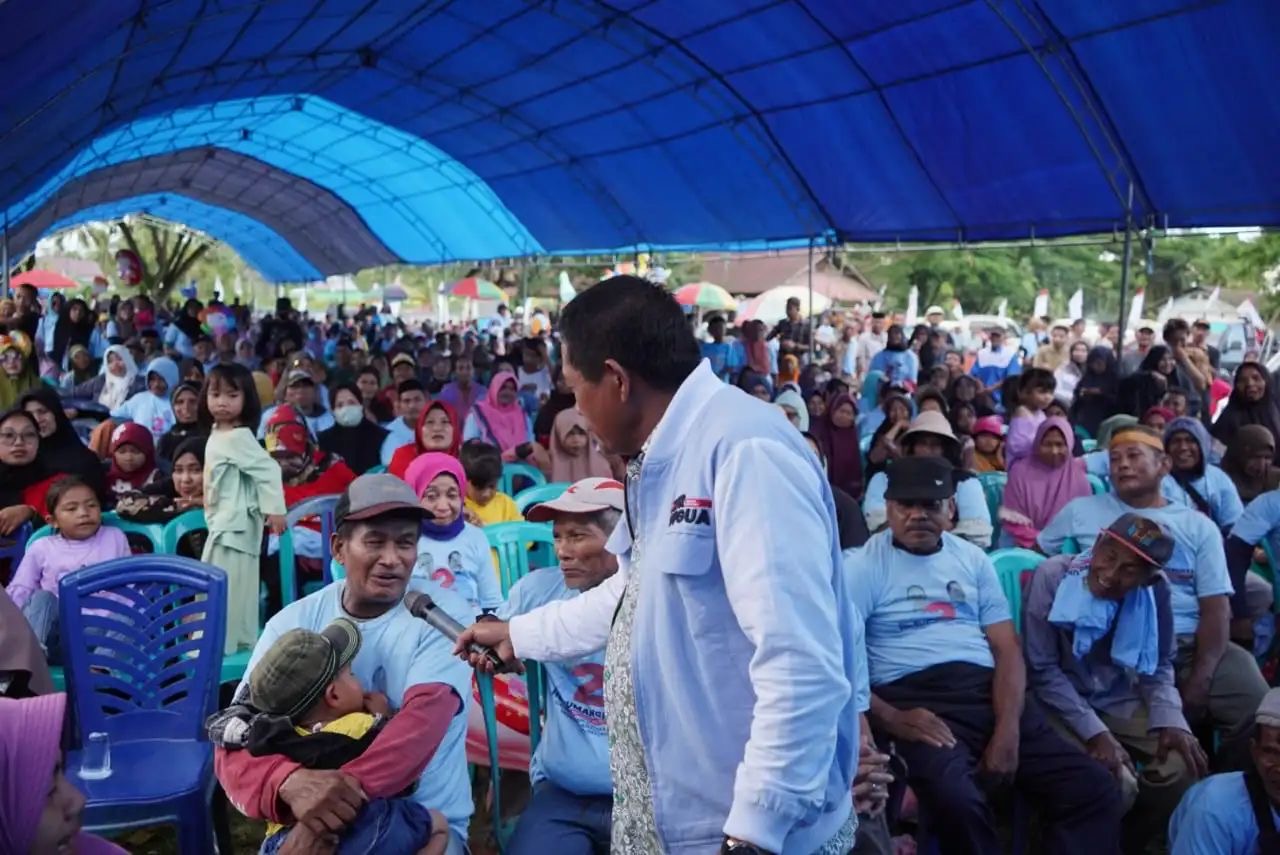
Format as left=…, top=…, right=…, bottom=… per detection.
left=500, top=566, right=612, bottom=796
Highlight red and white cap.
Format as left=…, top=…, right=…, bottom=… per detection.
left=525, top=477, right=626, bottom=522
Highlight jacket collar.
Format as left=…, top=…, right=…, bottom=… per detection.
left=640, top=360, right=722, bottom=466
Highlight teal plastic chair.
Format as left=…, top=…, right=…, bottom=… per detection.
left=474, top=672, right=509, bottom=851
left=976, top=471, right=1007, bottom=544
left=28, top=516, right=163, bottom=553
left=1080, top=439, right=1097, bottom=453
left=366, top=464, right=387, bottom=475
left=500, top=462, right=546, bottom=497
left=1060, top=536, right=1081, bottom=555
left=1086, top=473, right=1108, bottom=495
left=524, top=661, right=548, bottom=755
left=514, top=482, right=571, bottom=515
left=277, top=495, right=343, bottom=605
left=988, top=548, right=1044, bottom=632
left=161, top=508, right=207, bottom=554
left=485, top=521, right=556, bottom=595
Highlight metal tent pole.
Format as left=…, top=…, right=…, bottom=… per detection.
left=1116, top=182, right=1135, bottom=348
left=2, top=214, right=9, bottom=298
left=807, top=238, right=815, bottom=365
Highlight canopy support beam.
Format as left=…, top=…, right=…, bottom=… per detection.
left=807, top=238, right=815, bottom=366
left=1117, top=182, right=1135, bottom=347
left=2, top=213, right=9, bottom=297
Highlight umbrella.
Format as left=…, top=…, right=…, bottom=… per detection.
left=673, top=281, right=735, bottom=311
left=11, top=269, right=77, bottom=289
left=737, top=285, right=832, bottom=325
left=446, top=276, right=504, bottom=300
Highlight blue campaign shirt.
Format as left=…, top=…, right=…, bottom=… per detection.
left=1229, top=489, right=1280, bottom=557
left=1037, top=493, right=1232, bottom=636
left=242, top=579, right=474, bottom=840
left=867, top=348, right=919, bottom=387
left=499, top=567, right=612, bottom=796
left=1163, top=465, right=1244, bottom=530
left=700, top=341, right=742, bottom=382
left=845, top=530, right=1010, bottom=686
left=414, top=523, right=504, bottom=614
left=1168, top=771, right=1278, bottom=854
left=969, top=346, right=1022, bottom=401
left=110, top=391, right=175, bottom=444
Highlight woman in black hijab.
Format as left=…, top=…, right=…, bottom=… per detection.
left=50, top=298, right=96, bottom=368
left=317, top=382, right=389, bottom=475
left=18, top=387, right=106, bottom=501
left=1212, top=362, right=1280, bottom=463
left=1116, top=345, right=1172, bottom=419
left=1071, top=346, right=1119, bottom=438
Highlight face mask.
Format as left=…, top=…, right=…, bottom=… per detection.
left=334, top=404, right=364, bottom=427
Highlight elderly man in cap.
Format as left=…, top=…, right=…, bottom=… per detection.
left=861, top=411, right=993, bottom=548
left=848, top=456, right=1121, bottom=854
left=1024, top=514, right=1208, bottom=851
left=499, top=476, right=623, bottom=854
left=1038, top=425, right=1267, bottom=768
left=258, top=368, right=334, bottom=437
left=1169, top=687, right=1280, bottom=852
left=214, top=474, right=475, bottom=854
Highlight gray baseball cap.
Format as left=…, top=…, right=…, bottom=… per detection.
left=334, top=474, right=426, bottom=528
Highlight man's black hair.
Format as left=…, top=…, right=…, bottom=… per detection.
left=1163, top=318, right=1190, bottom=343
left=397, top=379, right=424, bottom=397
left=558, top=276, right=700, bottom=392
left=1019, top=367, right=1056, bottom=393
left=358, top=365, right=381, bottom=382
left=459, top=439, right=503, bottom=488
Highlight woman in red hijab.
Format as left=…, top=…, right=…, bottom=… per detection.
left=105, top=421, right=160, bottom=500
left=388, top=400, right=461, bottom=479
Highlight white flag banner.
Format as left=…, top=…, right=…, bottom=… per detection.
left=996, top=298, right=1008, bottom=319
left=1068, top=289, right=1084, bottom=321
left=905, top=286, right=919, bottom=326
left=951, top=299, right=965, bottom=321
left=1129, top=289, right=1145, bottom=327
left=558, top=271, right=577, bottom=304
left=1238, top=298, right=1264, bottom=329
left=1208, top=286, right=1221, bottom=304
left=1032, top=289, right=1049, bottom=318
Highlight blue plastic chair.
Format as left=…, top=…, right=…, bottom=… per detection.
left=500, top=462, right=547, bottom=497
left=29, top=516, right=163, bottom=553
left=161, top=508, right=207, bottom=555
left=988, top=548, right=1044, bottom=633
left=1086, top=473, right=1108, bottom=495
left=0, top=520, right=32, bottom=566
left=58, top=555, right=227, bottom=854
left=485, top=521, right=557, bottom=595
left=513, top=482, right=571, bottom=515
left=278, top=494, right=342, bottom=604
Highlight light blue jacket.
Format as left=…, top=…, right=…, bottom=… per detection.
left=607, top=360, right=865, bottom=854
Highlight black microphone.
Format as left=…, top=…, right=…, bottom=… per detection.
left=404, top=590, right=510, bottom=673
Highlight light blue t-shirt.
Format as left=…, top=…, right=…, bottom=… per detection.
left=868, top=348, right=919, bottom=387
left=379, top=418, right=417, bottom=464
left=845, top=531, right=1011, bottom=686
left=110, top=391, right=175, bottom=444
left=243, top=579, right=474, bottom=840
left=1168, top=771, right=1278, bottom=854
left=700, top=341, right=743, bottom=383
left=414, top=524, right=504, bottom=614
left=498, top=567, right=612, bottom=796
left=1228, top=489, right=1280, bottom=557
left=1037, top=493, right=1232, bottom=636
left=1163, top=465, right=1244, bottom=530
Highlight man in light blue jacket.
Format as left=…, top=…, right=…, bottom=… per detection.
left=458, top=276, right=866, bottom=855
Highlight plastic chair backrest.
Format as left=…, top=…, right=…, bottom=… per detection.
left=976, top=471, right=1007, bottom=543
left=1086, top=473, right=1108, bottom=495
left=485, top=521, right=556, bottom=595
left=1080, top=439, right=1098, bottom=453
left=366, top=464, right=387, bottom=475
left=514, top=482, right=571, bottom=515
left=100, top=512, right=164, bottom=553
left=1060, top=536, right=1081, bottom=555
left=524, top=661, right=548, bottom=754
left=474, top=672, right=507, bottom=849
left=282, top=495, right=342, bottom=598
left=161, top=508, right=207, bottom=554
left=500, top=462, right=547, bottom=497
left=0, top=521, right=32, bottom=563
left=57, top=555, right=227, bottom=744
left=988, top=548, right=1043, bottom=633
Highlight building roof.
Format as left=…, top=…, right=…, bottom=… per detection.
left=702, top=251, right=878, bottom=303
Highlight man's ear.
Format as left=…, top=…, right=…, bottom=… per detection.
left=603, top=359, right=630, bottom=403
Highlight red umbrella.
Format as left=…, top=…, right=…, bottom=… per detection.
left=446, top=276, right=505, bottom=300
left=11, top=269, right=78, bottom=289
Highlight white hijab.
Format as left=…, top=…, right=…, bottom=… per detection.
left=98, top=344, right=138, bottom=410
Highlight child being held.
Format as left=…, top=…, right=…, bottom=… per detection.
left=972, top=415, right=1006, bottom=473
left=4, top=476, right=130, bottom=661
left=459, top=440, right=521, bottom=526
left=226, top=618, right=449, bottom=855
left=405, top=452, right=504, bottom=616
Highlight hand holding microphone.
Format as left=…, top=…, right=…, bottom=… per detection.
left=404, top=591, right=521, bottom=674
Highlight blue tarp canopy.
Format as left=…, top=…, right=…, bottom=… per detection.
left=1, top=1, right=1276, bottom=281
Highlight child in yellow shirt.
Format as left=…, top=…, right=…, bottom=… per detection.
left=461, top=440, right=522, bottom=526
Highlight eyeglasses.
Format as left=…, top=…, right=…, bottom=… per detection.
left=0, top=430, right=38, bottom=445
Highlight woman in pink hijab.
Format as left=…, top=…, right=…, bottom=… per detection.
left=0, top=692, right=127, bottom=854
left=463, top=370, right=549, bottom=472
left=998, top=416, right=1091, bottom=549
